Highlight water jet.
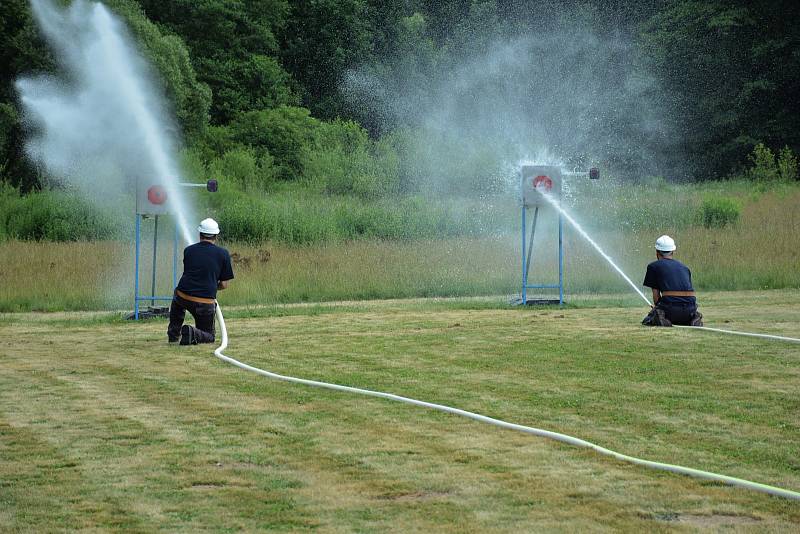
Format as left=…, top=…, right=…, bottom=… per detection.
left=519, top=164, right=610, bottom=305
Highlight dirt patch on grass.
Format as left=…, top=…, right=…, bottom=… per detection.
left=376, top=490, right=453, bottom=502
left=190, top=483, right=226, bottom=490
left=647, top=511, right=761, bottom=526
left=678, top=514, right=761, bottom=527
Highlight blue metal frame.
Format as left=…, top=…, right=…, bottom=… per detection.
left=134, top=215, right=141, bottom=319
left=132, top=179, right=219, bottom=319
left=172, top=222, right=178, bottom=290
left=150, top=215, right=159, bottom=306
left=133, top=214, right=179, bottom=319
left=521, top=204, right=564, bottom=305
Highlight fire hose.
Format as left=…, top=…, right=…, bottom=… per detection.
left=640, top=296, right=800, bottom=343
left=213, top=304, right=800, bottom=501
left=674, top=325, right=800, bottom=343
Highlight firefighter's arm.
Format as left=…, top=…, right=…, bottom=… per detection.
left=217, top=280, right=229, bottom=290
left=651, top=287, right=660, bottom=306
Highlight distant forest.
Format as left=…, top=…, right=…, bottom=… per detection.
left=1, top=0, right=799, bottom=192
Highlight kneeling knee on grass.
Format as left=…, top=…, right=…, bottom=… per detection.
left=642, top=306, right=703, bottom=327
left=641, top=235, right=703, bottom=327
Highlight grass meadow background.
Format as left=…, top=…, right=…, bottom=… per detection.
left=1, top=180, right=798, bottom=312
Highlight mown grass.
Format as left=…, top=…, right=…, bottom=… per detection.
left=0, top=292, right=798, bottom=531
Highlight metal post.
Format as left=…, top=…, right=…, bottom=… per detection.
left=524, top=207, right=539, bottom=281
left=558, top=212, right=564, bottom=305
left=172, top=221, right=179, bottom=290
left=134, top=215, right=141, bottom=320
left=521, top=204, right=527, bottom=304
left=150, top=214, right=159, bottom=307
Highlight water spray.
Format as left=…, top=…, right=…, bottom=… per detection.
left=14, top=0, right=222, bottom=319
left=519, top=165, right=565, bottom=304
left=535, top=186, right=653, bottom=306
left=518, top=164, right=651, bottom=306
left=17, top=0, right=196, bottom=242
left=212, top=303, right=800, bottom=501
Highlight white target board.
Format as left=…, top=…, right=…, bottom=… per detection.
left=136, top=179, right=171, bottom=215
left=521, top=165, right=562, bottom=208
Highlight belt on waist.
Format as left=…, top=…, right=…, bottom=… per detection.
left=176, top=289, right=216, bottom=304
left=660, top=290, right=696, bottom=297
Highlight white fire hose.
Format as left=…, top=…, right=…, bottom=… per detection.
left=641, top=296, right=800, bottom=344
left=674, top=325, right=800, bottom=343
left=213, top=304, right=800, bottom=501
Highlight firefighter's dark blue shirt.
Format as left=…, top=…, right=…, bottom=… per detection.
left=176, top=241, right=234, bottom=299
left=643, top=258, right=696, bottom=307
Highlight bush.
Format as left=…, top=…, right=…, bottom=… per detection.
left=210, top=187, right=493, bottom=244
left=230, top=106, right=318, bottom=181
left=0, top=187, right=125, bottom=241
left=747, top=143, right=778, bottom=182
left=698, top=196, right=740, bottom=229
left=0, top=189, right=9, bottom=242
left=777, top=146, right=798, bottom=182
left=217, top=191, right=336, bottom=244
left=745, top=143, right=798, bottom=182
left=192, top=125, right=236, bottom=162
left=208, top=147, right=275, bottom=192
left=303, top=120, right=400, bottom=198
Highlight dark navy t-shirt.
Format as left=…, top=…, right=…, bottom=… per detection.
left=176, top=241, right=234, bottom=299
left=643, top=258, right=696, bottom=306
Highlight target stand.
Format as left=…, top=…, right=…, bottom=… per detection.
left=128, top=178, right=217, bottom=320
left=518, top=165, right=599, bottom=306
left=520, top=165, right=564, bottom=305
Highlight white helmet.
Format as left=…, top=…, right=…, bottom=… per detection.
left=197, top=218, right=220, bottom=235
left=655, top=234, right=676, bottom=252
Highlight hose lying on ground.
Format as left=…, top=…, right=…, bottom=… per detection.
left=674, top=325, right=800, bottom=343
left=212, top=304, right=800, bottom=501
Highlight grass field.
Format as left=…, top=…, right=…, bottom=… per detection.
left=1, top=291, right=799, bottom=531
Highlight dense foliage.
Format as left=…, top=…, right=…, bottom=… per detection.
left=640, top=0, right=800, bottom=179
left=0, top=0, right=798, bottom=242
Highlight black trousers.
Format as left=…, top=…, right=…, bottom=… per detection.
left=643, top=302, right=699, bottom=327
left=167, top=291, right=216, bottom=343
left=659, top=302, right=697, bottom=326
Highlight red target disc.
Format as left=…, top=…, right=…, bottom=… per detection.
left=533, top=175, right=553, bottom=191
left=147, top=185, right=167, bottom=205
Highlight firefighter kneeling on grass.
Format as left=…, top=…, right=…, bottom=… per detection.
left=167, top=218, right=234, bottom=345
left=642, top=235, right=703, bottom=327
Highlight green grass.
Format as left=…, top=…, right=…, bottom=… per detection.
left=212, top=189, right=510, bottom=243
left=1, top=292, right=799, bottom=531
left=1, top=180, right=799, bottom=312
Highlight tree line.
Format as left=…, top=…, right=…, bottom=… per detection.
left=1, top=0, right=798, bottom=193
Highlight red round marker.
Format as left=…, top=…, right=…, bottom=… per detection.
left=147, top=185, right=167, bottom=205
left=533, top=175, right=553, bottom=191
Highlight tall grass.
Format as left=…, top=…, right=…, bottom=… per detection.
left=0, top=241, right=131, bottom=311
left=682, top=190, right=800, bottom=289
left=0, top=186, right=128, bottom=241
left=0, top=238, right=520, bottom=312
left=2, top=182, right=799, bottom=312
left=209, top=187, right=515, bottom=244
left=223, top=237, right=519, bottom=304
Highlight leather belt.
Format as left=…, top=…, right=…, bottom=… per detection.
left=176, top=289, right=216, bottom=304
left=660, top=290, right=696, bottom=297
